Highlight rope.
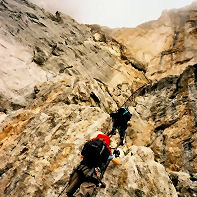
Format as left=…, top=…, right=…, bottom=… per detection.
left=57, top=182, right=69, bottom=197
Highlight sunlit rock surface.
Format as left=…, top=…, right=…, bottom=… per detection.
left=126, top=65, right=197, bottom=174
left=97, top=146, right=177, bottom=197
left=0, top=74, right=177, bottom=197
left=0, top=0, right=197, bottom=196
left=0, top=0, right=147, bottom=112
left=113, top=2, right=197, bottom=82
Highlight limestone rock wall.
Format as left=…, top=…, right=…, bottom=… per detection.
left=111, top=7, right=197, bottom=194
left=97, top=146, right=177, bottom=197
left=0, top=73, right=177, bottom=197
left=1, top=0, right=197, bottom=196
left=123, top=65, right=197, bottom=196
left=0, top=0, right=147, bottom=112
left=112, top=2, right=197, bottom=82
left=0, top=0, right=171, bottom=196
left=126, top=65, right=197, bottom=173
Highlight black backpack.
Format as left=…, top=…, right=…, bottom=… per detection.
left=117, top=107, right=132, bottom=121
left=81, top=139, right=110, bottom=168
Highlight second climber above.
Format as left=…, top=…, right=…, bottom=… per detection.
left=108, top=107, right=132, bottom=145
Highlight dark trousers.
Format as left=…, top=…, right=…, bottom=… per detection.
left=66, top=165, right=98, bottom=197
left=66, top=169, right=82, bottom=196
left=111, top=121, right=127, bottom=140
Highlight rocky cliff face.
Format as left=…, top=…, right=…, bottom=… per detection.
left=125, top=66, right=197, bottom=183
left=111, top=4, right=197, bottom=196
left=0, top=0, right=147, bottom=113
left=0, top=0, right=197, bottom=196
left=113, top=2, right=197, bottom=82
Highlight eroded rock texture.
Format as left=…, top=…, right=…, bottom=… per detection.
left=127, top=64, right=197, bottom=170
left=0, top=0, right=197, bottom=196
left=125, top=65, right=197, bottom=196
left=97, top=146, right=177, bottom=197
left=113, top=2, right=197, bottom=82
left=0, top=74, right=177, bottom=197
left=110, top=3, right=197, bottom=195
left=0, top=0, right=147, bottom=112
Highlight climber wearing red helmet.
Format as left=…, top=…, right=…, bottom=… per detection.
left=65, top=133, right=120, bottom=197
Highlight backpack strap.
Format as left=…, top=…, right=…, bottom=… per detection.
left=123, top=108, right=129, bottom=115
left=87, top=167, right=95, bottom=177
left=99, top=143, right=105, bottom=155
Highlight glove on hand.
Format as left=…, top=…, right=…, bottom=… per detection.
left=113, top=149, right=120, bottom=158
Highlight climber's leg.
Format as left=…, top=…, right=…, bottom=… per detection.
left=74, top=182, right=96, bottom=197
left=66, top=171, right=82, bottom=197
left=119, top=124, right=127, bottom=145
left=108, top=121, right=119, bottom=136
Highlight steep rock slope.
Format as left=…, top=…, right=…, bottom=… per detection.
left=113, top=2, right=197, bottom=82
left=0, top=0, right=196, bottom=196
left=0, top=86, right=178, bottom=196
left=97, top=146, right=177, bottom=197
left=124, top=65, right=197, bottom=196
left=0, top=0, right=176, bottom=197
left=0, top=66, right=177, bottom=197
left=126, top=65, right=197, bottom=171
left=0, top=0, right=147, bottom=113
left=111, top=4, right=197, bottom=195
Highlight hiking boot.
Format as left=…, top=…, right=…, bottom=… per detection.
left=113, top=149, right=120, bottom=157
left=100, top=182, right=106, bottom=188
left=119, top=139, right=124, bottom=146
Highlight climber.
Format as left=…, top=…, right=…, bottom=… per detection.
left=65, top=133, right=120, bottom=197
left=108, top=107, right=132, bottom=145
